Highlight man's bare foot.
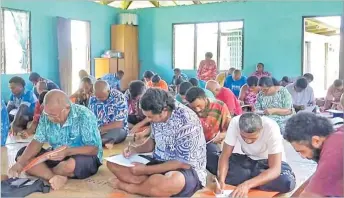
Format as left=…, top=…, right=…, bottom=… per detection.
left=49, top=175, right=68, bottom=190
left=108, top=177, right=121, bottom=189
left=105, top=143, right=114, bottom=150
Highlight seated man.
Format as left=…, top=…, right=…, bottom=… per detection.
left=20, top=91, right=48, bottom=139
left=216, top=67, right=236, bottom=87
left=29, top=72, right=59, bottom=97
left=107, top=88, right=207, bottom=197
left=151, top=74, right=168, bottom=91
left=323, top=79, right=344, bottom=110
left=210, top=113, right=296, bottom=196
left=89, top=80, right=128, bottom=149
left=286, top=77, right=315, bottom=112
left=224, top=69, right=247, bottom=98
left=125, top=80, right=149, bottom=132
left=185, top=87, right=230, bottom=155
left=176, top=82, right=215, bottom=105
left=171, top=68, right=188, bottom=85
left=72, top=77, right=94, bottom=106
left=206, top=80, right=242, bottom=116
left=101, top=70, right=124, bottom=91
left=284, top=112, right=343, bottom=197
left=7, top=76, right=37, bottom=134
left=189, top=77, right=206, bottom=89
left=303, top=73, right=314, bottom=84
left=9, top=90, right=102, bottom=190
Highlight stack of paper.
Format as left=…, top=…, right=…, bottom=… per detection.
left=105, top=154, right=150, bottom=167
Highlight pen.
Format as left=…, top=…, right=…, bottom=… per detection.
left=214, top=177, right=223, bottom=194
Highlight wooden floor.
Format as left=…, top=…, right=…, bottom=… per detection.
left=1, top=135, right=315, bottom=197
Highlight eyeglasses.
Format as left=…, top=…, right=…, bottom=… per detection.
left=43, top=108, right=65, bottom=119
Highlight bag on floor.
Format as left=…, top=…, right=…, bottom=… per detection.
left=1, top=178, right=50, bottom=197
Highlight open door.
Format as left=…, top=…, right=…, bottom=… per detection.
left=57, top=17, right=72, bottom=95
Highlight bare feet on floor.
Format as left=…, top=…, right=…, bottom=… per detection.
left=105, top=143, right=114, bottom=150
left=108, top=177, right=121, bottom=189
left=49, top=175, right=68, bottom=190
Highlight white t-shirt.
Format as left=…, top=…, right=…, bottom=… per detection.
left=225, top=115, right=286, bottom=161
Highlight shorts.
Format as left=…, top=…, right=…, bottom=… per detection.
left=140, top=155, right=202, bottom=197
left=16, top=146, right=101, bottom=179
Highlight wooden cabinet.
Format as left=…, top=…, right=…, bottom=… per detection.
left=94, top=58, right=124, bottom=79
left=111, top=25, right=139, bottom=90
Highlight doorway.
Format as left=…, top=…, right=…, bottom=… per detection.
left=302, top=16, right=340, bottom=97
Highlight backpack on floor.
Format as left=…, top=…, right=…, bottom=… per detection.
left=1, top=178, right=50, bottom=197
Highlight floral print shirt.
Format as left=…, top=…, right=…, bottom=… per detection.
left=197, top=60, right=217, bottom=81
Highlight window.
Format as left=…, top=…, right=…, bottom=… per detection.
left=173, top=20, right=243, bottom=71
left=1, top=8, right=31, bottom=74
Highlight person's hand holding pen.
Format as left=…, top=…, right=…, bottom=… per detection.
left=214, top=177, right=224, bottom=195
left=123, top=142, right=137, bottom=158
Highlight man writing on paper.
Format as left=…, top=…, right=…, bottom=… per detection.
left=184, top=87, right=230, bottom=157
left=286, top=77, right=315, bottom=113
left=107, top=88, right=207, bottom=197
left=211, top=113, right=296, bottom=197
left=285, top=112, right=343, bottom=197
left=9, top=90, right=103, bottom=190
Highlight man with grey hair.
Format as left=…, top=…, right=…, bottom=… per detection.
left=9, top=90, right=103, bottom=190
left=88, top=80, right=128, bottom=149
left=208, top=113, right=296, bottom=197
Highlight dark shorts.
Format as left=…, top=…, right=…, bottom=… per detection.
left=16, top=146, right=101, bottom=179
left=140, top=155, right=202, bottom=197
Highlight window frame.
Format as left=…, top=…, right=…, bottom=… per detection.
left=1, top=7, right=32, bottom=74
left=172, top=19, right=244, bottom=71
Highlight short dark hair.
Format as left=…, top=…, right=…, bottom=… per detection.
left=234, top=69, right=241, bottom=75
left=140, top=88, right=176, bottom=114
left=284, top=112, right=334, bottom=143
left=175, top=78, right=184, bottom=86
left=29, top=72, right=41, bottom=82
left=179, top=82, right=193, bottom=96
left=129, top=80, right=145, bottom=99
left=118, top=70, right=124, bottom=75
left=247, top=76, right=259, bottom=87
left=185, top=87, right=206, bottom=103
left=303, top=73, right=314, bottom=82
left=295, top=77, right=308, bottom=89
left=81, top=77, right=92, bottom=85
left=152, top=74, right=161, bottom=83
left=333, top=79, right=343, bottom=87
left=39, top=90, right=48, bottom=105
left=257, top=62, right=264, bottom=67
left=143, top=71, right=155, bottom=79
left=205, top=52, right=213, bottom=58
left=173, top=68, right=181, bottom=73
left=189, top=78, right=199, bottom=87
left=272, top=77, right=280, bottom=86
left=281, top=76, right=290, bottom=82
left=258, top=76, right=274, bottom=87
left=9, top=76, right=26, bottom=87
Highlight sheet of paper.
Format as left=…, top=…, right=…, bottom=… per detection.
left=105, top=154, right=150, bottom=167
left=254, top=110, right=264, bottom=115
left=216, top=190, right=233, bottom=198
left=9, top=109, right=18, bottom=116
left=326, top=109, right=343, bottom=114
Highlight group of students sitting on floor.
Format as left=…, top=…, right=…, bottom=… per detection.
left=1, top=52, right=343, bottom=197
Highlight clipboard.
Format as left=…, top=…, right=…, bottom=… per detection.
left=22, top=146, right=68, bottom=172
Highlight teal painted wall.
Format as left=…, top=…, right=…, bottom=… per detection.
left=135, top=1, right=343, bottom=83
left=1, top=0, right=119, bottom=101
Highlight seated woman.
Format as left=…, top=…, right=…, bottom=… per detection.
left=151, top=74, right=168, bottom=91
left=250, top=63, right=271, bottom=79
left=255, top=77, right=294, bottom=132
left=323, top=79, right=344, bottom=110
left=7, top=76, right=37, bottom=134
left=143, top=71, right=155, bottom=87
left=71, top=77, right=93, bottom=107
left=239, top=76, right=259, bottom=110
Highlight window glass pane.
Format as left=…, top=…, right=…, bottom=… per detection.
left=3, top=9, right=30, bottom=74
left=219, top=21, right=243, bottom=71
left=173, top=24, right=195, bottom=70
left=196, top=23, right=218, bottom=68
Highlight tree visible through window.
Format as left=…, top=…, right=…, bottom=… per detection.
left=1, top=8, right=31, bottom=74
left=173, top=21, right=243, bottom=71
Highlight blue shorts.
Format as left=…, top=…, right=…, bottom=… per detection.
left=141, top=155, right=202, bottom=197
left=16, top=146, right=101, bottom=179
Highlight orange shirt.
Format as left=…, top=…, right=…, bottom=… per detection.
left=148, top=80, right=168, bottom=91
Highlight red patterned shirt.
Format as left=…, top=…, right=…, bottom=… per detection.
left=197, top=60, right=217, bottom=81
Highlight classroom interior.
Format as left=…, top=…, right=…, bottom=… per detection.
left=1, top=0, right=343, bottom=197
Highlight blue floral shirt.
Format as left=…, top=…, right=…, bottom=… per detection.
left=150, top=103, right=207, bottom=187
left=8, top=89, right=37, bottom=114
left=34, top=104, right=103, bottom=160
left=1, top=100, right=9, bottom=146
left=88, top=89, right=129, bottom=132
left=101, top=74, right=121, bottom=90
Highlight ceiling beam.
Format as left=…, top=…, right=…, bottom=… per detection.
left=150, top=1, right=160, bottom=7
left=193, top=1, right=201, bottom=4
left=121, top=1, right=132, bottom=9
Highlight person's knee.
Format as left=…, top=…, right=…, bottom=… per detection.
left=54, top=159, right=76, bottom=175
left=149, top=172, right=185, bottom=197
left=278, top=175, right=296, bottom=193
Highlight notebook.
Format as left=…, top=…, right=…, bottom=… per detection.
left=22, top=146, right=68, bottom=172
left=105, top=154, right=150, bottom=167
